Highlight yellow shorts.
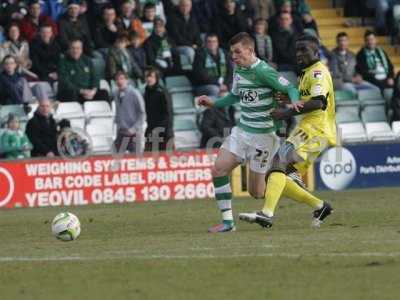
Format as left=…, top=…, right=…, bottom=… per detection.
left=286, top=127, right=329, bottom=174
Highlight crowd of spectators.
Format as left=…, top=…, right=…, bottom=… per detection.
left=0, top=0, right=400, bottom=159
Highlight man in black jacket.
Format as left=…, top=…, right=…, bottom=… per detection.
left=271, top=11, right=300, bottom=71
left=214, top=0, right=248, bottom=50
left=58, top=0, right=94, bottom=55
left=25, top=98, right=59, bottom=157
left=199, top=106, right=235, bottom=148
left=144, top=67, right=174, bottom=151
left=192, top=34, right=232, bottom=97
left=93, top=5, right=122, bottom=51
left=30, top=23, right=61, bottom=82
left=166, top=0, right=202, bottom=65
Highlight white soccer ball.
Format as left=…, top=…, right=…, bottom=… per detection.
left=51, top=212, right=81, bottom=241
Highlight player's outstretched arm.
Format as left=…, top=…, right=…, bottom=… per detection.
left=198, top=93, right=239, bottom=109
left=260, top=66, right=300, bottom=103
left=271, top=96, right=326, bottom=120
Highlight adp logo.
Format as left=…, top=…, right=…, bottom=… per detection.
left=0, top=167, right=14, bottom=207
left=319, top=147, right=356, bottom=190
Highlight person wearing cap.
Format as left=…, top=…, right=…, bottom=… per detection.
left=19, top=0, right=58, bottom=43
left=1, top=114, right=32, bottom=159
left=59, top=0, right=94, bottom=55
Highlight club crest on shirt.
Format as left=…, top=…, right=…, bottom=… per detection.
left=313, top=70, right=322, bottom=79
left=278, top=76, right=290, bottom=86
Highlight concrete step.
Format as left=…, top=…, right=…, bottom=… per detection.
left=308, top=0, right=332, bottom=9
left=319, top=26, right=372, bottom=40
left=312, top=8, right=343, bottom=19
left=322, top=36, right=389, bottom=47
left=317, top=18, right=346, bottom=26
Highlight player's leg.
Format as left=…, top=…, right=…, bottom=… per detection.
left=208, top=147, right=241, bottom=233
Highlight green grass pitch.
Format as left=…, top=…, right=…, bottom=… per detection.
left=0, top=187, right=400, bottom=300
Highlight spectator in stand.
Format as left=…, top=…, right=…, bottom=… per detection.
left=106, top=33, right=143, bottom=83
left=192, top=0, right=219, bottom=34
left=0, top=23, right=38, bottom=79
left=252, top=18, right=274, bottom=65
left=144, top=18, right=179, bottom=76
left=58, top=39, right=108, bottom=103
left=268, top=0, right=303, bottom=35
left=19, top=0, right=58, bottom=44
left=40, top=0, right=66, bottom=21
left=192, top=33, right=231, bottom=97
left=144, top=67, right=173, bottom=151
left=85, top=0, right=113, bottom=25
left=139, top=0, right=166, bottom=21
left=167, top=0, right=202, bottom=64
left=93, top=5, right=122, bottom=54
left=117, top=0, right=147, bottom=45
left=366, top=0, right=390, bottom=35
left=0, top=0, right=26, bottom=27
left=331, top=32, right=380, bottom=94
left=30, top=23, right=61, bottom=82
left=214, top=0, right=248, bottom=50
left=0, top=114, right=32, bottom=159
left=199, top=105, right=235, bottom=148
left=356, top=30, right=395, bottom=93
left=248, top=0, right=276, bottom=20
left=127, top=32, right=147, bottom=74
left=59, top=0, right=94, bottom=55
left=0, top=55, right=33, bottom=105
left=141, top=2, right=157, bottom=36
left=113, top=71, right=146, bottom=154
left=25, top=98, right=59, bottom=157
left=279, top=0, right=317, bottom=32
left=271, top=12, right=299, bottom=71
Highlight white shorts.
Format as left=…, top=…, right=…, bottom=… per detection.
left=221, top=126, right=280, bottom=174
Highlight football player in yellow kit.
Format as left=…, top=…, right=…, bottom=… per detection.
left=239, top=34, right=337, bottom=228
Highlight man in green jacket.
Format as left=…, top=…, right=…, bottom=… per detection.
left=57, top=39, right=109, bottom=103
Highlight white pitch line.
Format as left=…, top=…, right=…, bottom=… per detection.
left=1, top=252, right=400, bottom=262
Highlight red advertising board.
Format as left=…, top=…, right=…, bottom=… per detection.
left=0, top=150, right=217, bottom=209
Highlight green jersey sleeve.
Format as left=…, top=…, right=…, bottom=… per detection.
left=257, top=66, right=300, bottom=102
left=214, top=92, right=240, bottom=108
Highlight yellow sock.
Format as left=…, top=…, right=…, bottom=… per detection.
left=262, top=172, right=287, bottom=216
left=283, top=177, right=323, bottom=209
